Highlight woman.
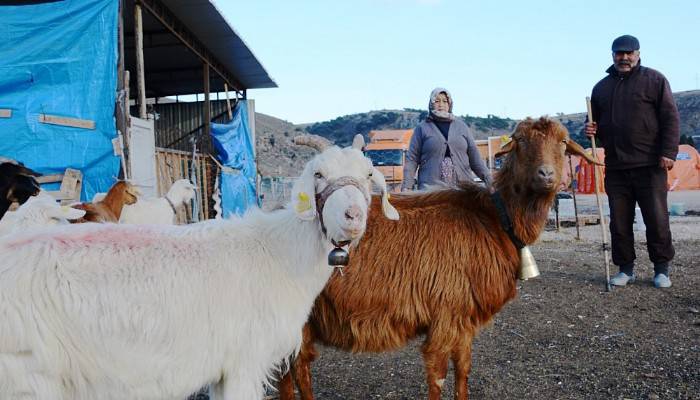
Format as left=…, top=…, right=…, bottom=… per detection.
left=402, top=88, right=492, bottom=191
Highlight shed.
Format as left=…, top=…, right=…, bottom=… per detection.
left=0, top=0, right=275, bottom=219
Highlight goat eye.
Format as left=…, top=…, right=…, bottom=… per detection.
left=314, top=172, right=323, bottom=179
left=368, top=172, right=373, bottom=177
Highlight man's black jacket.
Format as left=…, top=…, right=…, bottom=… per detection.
left=590, top=63, right=680, bottom=170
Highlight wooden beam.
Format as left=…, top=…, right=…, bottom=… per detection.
left=116, top=0, right=129, bottom=180
left=39, top=114, right=95, bottom=130
left=203, top=63, right=211, bottom=138
left=134, top=3, right=147, bottom=119
left=224, top=83, right=232, bottom=120
left=137, top=0, right=245, bottom=92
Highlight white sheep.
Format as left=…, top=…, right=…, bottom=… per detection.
left=0, top=191, right=85, bottom=236
left=119, top=179, right=196, bottom=225
left=0, top=137, right=398, bottom=400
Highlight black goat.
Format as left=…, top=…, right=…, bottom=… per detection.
left=0, top=161, right=42, bottom=219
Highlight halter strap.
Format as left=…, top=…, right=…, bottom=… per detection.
left=164, top=194, right=178, bottom=214
left=314, top=176, right=367, bottom=241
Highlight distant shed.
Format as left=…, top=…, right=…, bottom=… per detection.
left=0, top=0, right=276, bottom=220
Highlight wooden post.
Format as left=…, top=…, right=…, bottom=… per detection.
left=203, top=63, right=211, bottom=138
left=115, top=0, right=127, bottom=179
left=568, top=155, right=581, bottom=240
left=123, top=70, right=132, bottom=179
left=224, top=83, right=232, bottom=120
left=135, top=3, right=147, bottom=119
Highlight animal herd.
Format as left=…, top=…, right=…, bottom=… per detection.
left=0, top=117, right=600, bottom=400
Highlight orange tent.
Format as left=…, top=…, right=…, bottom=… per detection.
left=559, top=154, right=582, bottom=192
left=576, top=148, right=606, bottom=194
left=668, top=144, right=700, bottom=190
left=572, top=145, right=700, bottom=193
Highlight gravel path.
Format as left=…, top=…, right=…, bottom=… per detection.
left=275, top=215, right=700, bottom=399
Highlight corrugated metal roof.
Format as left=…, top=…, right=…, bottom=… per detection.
left=124, top=0, right=276, bottom=97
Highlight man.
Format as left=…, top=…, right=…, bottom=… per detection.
left=585, top=35, right=680, bottom=288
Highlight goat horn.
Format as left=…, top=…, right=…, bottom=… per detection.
left=565, top=139, right=604, bottom=166
left=294, top=135, right=333, bottom=152
left=351, top=134, right=365, bottom=150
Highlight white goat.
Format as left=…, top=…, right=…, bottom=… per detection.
left=0, top=191, right=85, bottom=236
left=119, top=179, right=196, bottom=225
left=0, top=137, right=398, bottom=400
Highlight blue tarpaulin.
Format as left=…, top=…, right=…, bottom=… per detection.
left=0, top=0, right=120, bottom=200
left=210, top=100, right=258, bottom=217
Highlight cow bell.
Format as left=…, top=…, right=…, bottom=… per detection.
left=328, top=247, right=349, bottom=266
left=517, top=246, right=540, bottom=280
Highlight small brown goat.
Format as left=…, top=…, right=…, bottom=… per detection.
left=279, top=117, right=601, bottom=400
left=71, top=181, right=139, bottom=223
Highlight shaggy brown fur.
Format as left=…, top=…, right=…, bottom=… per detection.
left=71, top=181, right=139, bottom=223
left=279, top=117, right=598, bottom=400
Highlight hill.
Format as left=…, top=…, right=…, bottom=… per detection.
left=255, top=90, right=700, bottom=177
left=305, top=110, right=516, bottom=146
left=254, top=112, right=317, bottom=176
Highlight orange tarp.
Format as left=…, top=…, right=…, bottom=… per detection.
left=565, top=145, right=700, bottom=193
left=559, top=154, right=582, bottom=192
left=576, top=148, right=606, bottom=194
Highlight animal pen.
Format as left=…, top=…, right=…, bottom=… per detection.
left=0, top=0, right=276, bottom=219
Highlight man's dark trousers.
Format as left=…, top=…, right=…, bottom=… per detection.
left=604, top=166, right=674, bottom=272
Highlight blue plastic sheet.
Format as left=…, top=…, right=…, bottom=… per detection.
left=210, top=100, right=258, bottom=217
left=0, top=0, right=120, bottom=200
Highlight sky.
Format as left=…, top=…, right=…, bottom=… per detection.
left=217, top=0, right=700, bottom=124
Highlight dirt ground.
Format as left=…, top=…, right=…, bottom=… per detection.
left=273, top=212, right=700, bottom=399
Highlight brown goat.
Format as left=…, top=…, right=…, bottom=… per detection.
left=279, top=117, right=601, bottom=400
left=71, top=181, right=139, bottom=223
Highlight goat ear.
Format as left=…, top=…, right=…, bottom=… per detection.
left=565, top=139, right=604, bottom=166
left=370, top=167, right=399, bottom=221
left=291, top=164, right=317, bottom=221
left=494, top=138, right=516, bottom=158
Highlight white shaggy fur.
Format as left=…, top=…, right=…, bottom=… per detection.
left=119, top=179, right=196, bottom=225
left=0, top=191, right=85, bottom=236
left=0, top=144, right=397, bottom=400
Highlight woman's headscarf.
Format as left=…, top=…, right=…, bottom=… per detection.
left=427, top=87, right=454, bottom=122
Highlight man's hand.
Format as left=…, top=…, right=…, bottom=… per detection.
left=659, top=156, right=675, bottom=170
left=584, top=121, right=597, bottom=137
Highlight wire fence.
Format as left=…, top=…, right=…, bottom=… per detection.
left=258, top=176, right=297, bottom=211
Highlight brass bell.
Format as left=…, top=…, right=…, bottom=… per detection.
left=328, top=247, right=349, bottom=266
left=517, top=246, right=540, bottom=280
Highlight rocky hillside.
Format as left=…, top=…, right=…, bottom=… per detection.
left=254, top=113, right=316, bottom=176
left=255, top=90, right=700, bottom=177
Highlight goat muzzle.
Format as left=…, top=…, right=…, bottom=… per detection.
left=315, top=177, right=368, bottom=269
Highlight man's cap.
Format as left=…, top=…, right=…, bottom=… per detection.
left=611, top=35, right=640, bottom=52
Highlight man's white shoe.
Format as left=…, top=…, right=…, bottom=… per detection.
left=653, top=273, right=672, bottom=288
left=610, top=272, right=635, bottom=286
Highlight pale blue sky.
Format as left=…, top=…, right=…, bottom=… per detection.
left=217, top=0, right=700, bottom=124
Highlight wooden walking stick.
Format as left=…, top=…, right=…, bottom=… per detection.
left=568, top=155, right=581, bottom=240
left=586, top=97, right=612, bottom=291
